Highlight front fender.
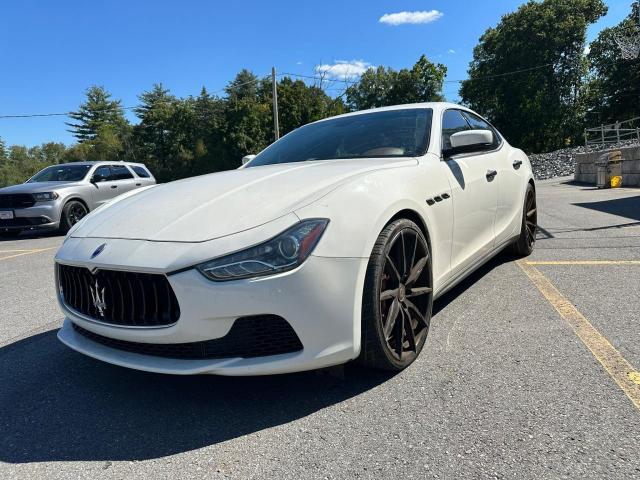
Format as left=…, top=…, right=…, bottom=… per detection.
left=294, top=160, right=452, bottom=291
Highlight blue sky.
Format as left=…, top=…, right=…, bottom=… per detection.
left=0, top=0, right=632, bottom=147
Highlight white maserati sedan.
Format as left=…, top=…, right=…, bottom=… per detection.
left=55, top=103, right=536, bottom=375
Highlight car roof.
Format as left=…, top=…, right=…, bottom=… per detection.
left=311, top=102, right=474, bottom=124
left=55, top=161, right=148, bottom=168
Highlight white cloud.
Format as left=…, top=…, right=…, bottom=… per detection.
left=296, top=61, right=303, bottom=65
left=583, top=45, right=591, bottom=55
left=315, top=60, right=374, bottom=80
left=379, top=10, right=443, bottom=26
left=447, top=49, right=456, bottom=54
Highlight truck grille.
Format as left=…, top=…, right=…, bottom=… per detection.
left=0, top=194, right=36, bottom=208
left=58, top=264, right=180, bottom=327
left=72, top=315, right=304, bottom=359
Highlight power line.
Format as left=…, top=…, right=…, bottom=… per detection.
left=0, top=57, right=628, bottom=120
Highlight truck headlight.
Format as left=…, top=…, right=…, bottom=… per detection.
left=196, top=219, right=329, bottom=281
left=33, top=192, right=59, bottom=202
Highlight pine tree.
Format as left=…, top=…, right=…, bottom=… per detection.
left=66, top=86, right=129, bottom=142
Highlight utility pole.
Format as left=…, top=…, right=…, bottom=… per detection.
left=272, top=67, right=280, bottom=141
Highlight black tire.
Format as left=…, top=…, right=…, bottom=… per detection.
left=0, top=230, right=21, bottom=239
left=358, top=219, right=433, bottom=371
left=511, top=183, right=537, bottom=256
left=60, top=200, right=88, bottom=234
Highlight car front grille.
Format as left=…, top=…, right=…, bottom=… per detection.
left=58, top=264, right=180, bottom=327
left=0, top=194, right=36, bottom=208
left=72, top=315, right=304, bottom=359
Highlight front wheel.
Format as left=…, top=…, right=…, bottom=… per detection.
left=511, top=183, right=537, bottom=256
left=60, top=200, right=88, bottom=234
left=358, top=219, right=433, bottom=371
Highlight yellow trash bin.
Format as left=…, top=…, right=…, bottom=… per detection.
left=611, top=175, right=622, bottom=188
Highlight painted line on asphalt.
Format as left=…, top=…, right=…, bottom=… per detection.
left=526, top=260, right=640, bottom=265
left=517, top=260, right=640, bottom=411
left=0, top=247, right=55, bottom=261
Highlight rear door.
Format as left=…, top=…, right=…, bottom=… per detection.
left=90, top=165, right=119, bottom=207
left=440, top=109, right=499, bottom=275
left=108, top=164, right=136, bottom=197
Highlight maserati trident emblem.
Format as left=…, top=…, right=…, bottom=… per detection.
left=90, top=280, right=107, bottom=317
left=91, top=243, right=106, bottom=259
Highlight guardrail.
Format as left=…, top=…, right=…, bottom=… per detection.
left=584, top=116, right=640, bottom=146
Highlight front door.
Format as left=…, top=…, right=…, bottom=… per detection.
left=440, top=109, right=499, bottom=275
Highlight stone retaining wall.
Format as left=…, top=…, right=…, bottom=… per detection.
left=574, top=146, right=640, bottom=186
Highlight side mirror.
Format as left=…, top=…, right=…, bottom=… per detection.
left=91, top=174, right=105, bottom=183
left=241, top=154, right=256, bottom=166
left=445, top=129, right=494, bottom=156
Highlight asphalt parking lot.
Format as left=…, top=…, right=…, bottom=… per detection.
left=1, top=177, right=639, bottom=479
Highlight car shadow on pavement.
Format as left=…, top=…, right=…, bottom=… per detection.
left=0, top=230, right=63, bottom=242
left=433, top=253, right=513, bottom=316
left=0, top=329, right=394, bottom=463
left=574, top=195, right=640, bottom=223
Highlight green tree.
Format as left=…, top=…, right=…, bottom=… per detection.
left=585, top=2, right=640, bottom=124
left=224, top=71, right=271, bottom=161
left=66, top=86, right=130, bottom=143
left=41, top=142, right=67, bottom=164
left=460, top=0, right=608, bottom=152
left=0, top=137, right=7, bottom=163
left=345, top=55, right=447, bottom=111
left=263, top=77, right=346, bottom=136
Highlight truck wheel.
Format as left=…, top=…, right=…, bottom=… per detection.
left=60, top=201, right=88, bottom=233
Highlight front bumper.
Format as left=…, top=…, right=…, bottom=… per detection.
left=57, top=253, right=369, bottom=376
left=0, top=203, right=61, bottom=231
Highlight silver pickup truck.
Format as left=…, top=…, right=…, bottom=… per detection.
left=0, top=161, right=155, bottom=237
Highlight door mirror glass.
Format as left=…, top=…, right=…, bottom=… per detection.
left=241, top=154, right=256, bottom=166
left=445, top=129, right=494, bottom=156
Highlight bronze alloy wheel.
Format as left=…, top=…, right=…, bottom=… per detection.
left=512, top=183, right=537, bottom=256
left=359, top=219, right=433, bottom=370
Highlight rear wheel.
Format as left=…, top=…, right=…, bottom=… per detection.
left=511, top=184, right=537, bottom=256
left=60, top=200, right=88, bottom=234
left=358, top=219, right=433, bottom=371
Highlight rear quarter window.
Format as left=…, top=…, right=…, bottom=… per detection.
left=131, top=166, right=151, bottom=178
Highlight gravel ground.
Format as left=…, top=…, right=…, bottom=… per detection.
left=529, top=140, right=640, bottom=180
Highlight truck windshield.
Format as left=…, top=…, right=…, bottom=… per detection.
left=28, top=164, right=92, bottom=183
left=247, top=108, right=432, bottom=167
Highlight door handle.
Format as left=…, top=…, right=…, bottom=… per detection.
left=111, top=185, right=118, bottom=189
left=486, top=169, right=497, bottom=181
left=136, top=183, right=141, bottom=186
left=512, top=159, right=523, bottom=169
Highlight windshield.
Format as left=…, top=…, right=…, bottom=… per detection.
left=28, top=164, right=92, bottom=183
left=247, top=108, right=432, bottom=167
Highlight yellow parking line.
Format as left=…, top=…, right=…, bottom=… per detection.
left=0, top=247, right=55, bottom=261
left=517, top=260, right=640, bottom=411
left=526, top=260, right=640, bottom=265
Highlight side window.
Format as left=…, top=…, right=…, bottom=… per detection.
left=131, top=165, right=151, bottom=178
left=111, top=165, right=134, bottom=180
left=92, top=166, right=112, bottom=182
left=461, top=111, right=502, bottom=148
left=441, top=110, right=470, bottom=151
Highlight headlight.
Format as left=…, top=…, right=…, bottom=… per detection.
left=33, top=192, right=59, bottom=201
left=197, top=219, right=329, bottom=281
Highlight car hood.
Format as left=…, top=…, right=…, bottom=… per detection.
left=0, top=181, right=83, bottom=194
left=71, top=158, right=416, bottom=242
